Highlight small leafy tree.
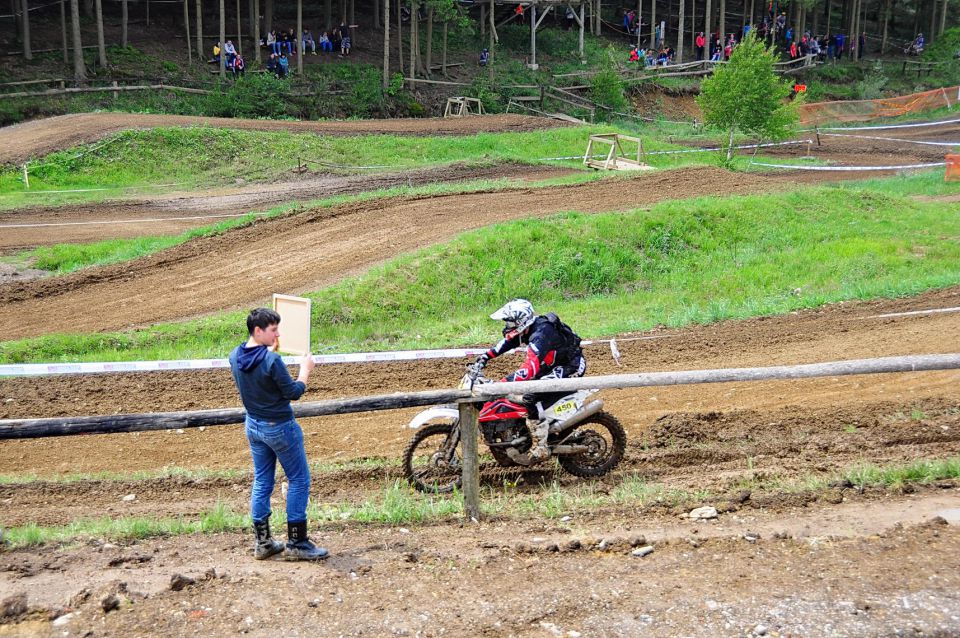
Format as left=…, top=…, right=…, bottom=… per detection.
left=696, top=32, right=799, bottom=160
left=590, top=45, right=628, bottom=118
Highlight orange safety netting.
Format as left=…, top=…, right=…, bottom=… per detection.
left=798, top=86, right=960, bottom=125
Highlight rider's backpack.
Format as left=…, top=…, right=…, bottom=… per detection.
left=543, top=312, right=582, bottom=358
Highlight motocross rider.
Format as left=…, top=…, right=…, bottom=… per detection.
left=474, top=299, right=586, bottom=463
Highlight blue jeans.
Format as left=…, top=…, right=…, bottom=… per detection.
left=245, top=415, right=311, bottom=524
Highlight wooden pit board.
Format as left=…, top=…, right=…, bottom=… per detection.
left=272, top=294, right=312, bottom=356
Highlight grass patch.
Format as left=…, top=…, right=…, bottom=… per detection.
left=5, top=457, right=958, bottom=548
left=0, top=123, right=795, bottom=210
left=4, top=182, right=960, bottom=364
left=845, top=457, right=960, bottom=490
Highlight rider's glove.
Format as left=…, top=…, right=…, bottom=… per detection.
left=475, top=352, right=491, bottom=368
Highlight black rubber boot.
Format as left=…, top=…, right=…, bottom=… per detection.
left=285, top=521, right=329, bottom=561
left=252, top=518, right=284, bottom=560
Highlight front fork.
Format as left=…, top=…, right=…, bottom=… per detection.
left=435, top=421, right=462, bottom=468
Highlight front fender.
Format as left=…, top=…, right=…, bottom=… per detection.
left=407, top=406, right=460, bottom=429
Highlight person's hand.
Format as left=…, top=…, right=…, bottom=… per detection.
left=300, top=352, right=316, bottom=372
left=475, top=353, right=490, bottom=368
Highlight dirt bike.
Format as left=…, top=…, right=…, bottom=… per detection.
left=402, top=365, right=627, bottom=493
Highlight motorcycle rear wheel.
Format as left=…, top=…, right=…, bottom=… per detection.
left=403, top=422, right=463, bottom=494
left=556, top=412, right=626, bottom=478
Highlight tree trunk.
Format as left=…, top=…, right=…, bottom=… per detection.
left=489, top=0, right=495, bottom=79
left=396, top=0, right=403, bottom=75
left=373, top=0, right=379, bottom=30
left=704, top=0, right=711, bottom=49
left=184, top=0, right=192, bottom=63
left=264, top=0, right=272, bottom=35
left=83, top=0, right=91, bottom=18
left=253, top=0, right=260, bottom=62
left=146, top=0, right=150, bottom=26
left=677, top=0, right=685, bottom=61
left=748, top=0, right=754, bottom=33
left=296, top=0, right=302, bottom=74
left=382, top=0, right=389, bottom=87
left=70, top=0, right=86, bottom=81
left=425, top=7, right=433, bottom=76
left=236, top=0, right=242, bottom=55
left=324, top=0, right=330, bottom=30
left=60, top=0, right=69, bottom=63
left=122, top=0, right=128, bottom=46
left=219, top=0, right=226, bottom=76
left=798, top=2, right=805, bottom=39
left=480, top=2, right=485, bottom=37
left=928, top=0, right=936, bottom=41
left=409, top=0, right=416, bottom=81
left=650, top=0, right=656, bottom=46
left=940, top=0, right=948, bottom=35
left=826, top=0, right=832, bottom=35
left=718, top=0, right=724, bottom=44
left=248, top=0, right=254, bottom=41
left=726, top=128, right=734, bottom=160
left=196, top=0, right=204, bottom=62
left=21, top=0, right=32, bottom=60
left=441, top=19, right=448, bottom=76
left=880, top=0, right=891, bottom=50
left=95, top=0, right=106, bottom=68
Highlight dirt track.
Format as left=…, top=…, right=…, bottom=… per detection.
left=2, top=114, right=960, bottom=637
left=0, top=113, right=567, bottom=165
left=1, top=165, right=866, bottom=340
left=2, top=289, right=960, bottom=637
left=0, top=163, right=575, bottom=253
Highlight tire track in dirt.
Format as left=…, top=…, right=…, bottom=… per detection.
left=0, top=166, right=850, bottom=340
left=0, top=163, right=575, bottom=253
left=0, top=113, right=568, bottom=165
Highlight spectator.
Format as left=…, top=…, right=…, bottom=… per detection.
left=340, top=31, right=351, bottom=56
left=278, top=52, right=289, bottom=78
left=287, top=28, right=298, bottom=55
left=211, top=41, right=221, bottom=63
left=233, top=53, right=245, bottom=77
left=318, top=31, right=333, bottom=52
left=835, top=32, right=846, bottom=58
left=710, top=43, right=722, bottom=62
left=267, top=30, right=280, bottom=56
left=224, top=39, right=237, bottom=67
left=790, top=40, right=797, bottom=59
left=303, top=29, right=316, bottom=55
left=266, top=52, right=278, bottom=75
left=565, top=5, right=576, bottom=30
left=629, top=45, right=640, bottom=65
left=858, top=31, right=866, bottom=59
left=514, top=3, right=525, bottom=23
left=695, top=31, right=705, bottom=60
left=479, top=47, right=490, bottom=66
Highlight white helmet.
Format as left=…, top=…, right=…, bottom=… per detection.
left=490, top=299, right=536, bottom=335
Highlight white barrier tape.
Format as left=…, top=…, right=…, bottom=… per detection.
left=820, top=132, right=960, bottom=147
left=0, top=335, right=671, bottom=377
left=539, top=139, right=813, bottom=161
left=804, top=117, right=960, bottom=132
left=0, top=182, right=185, bottom=196
left=0, top=211, right=270, bottom=229
left=863, top=306, right=960, bottom=320
left=749, top=161, right=946, bottom=171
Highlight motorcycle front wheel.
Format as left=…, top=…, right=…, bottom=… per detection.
left=556, top=412, right=626, bottom=478
left=403, top=422, right=463, bottom=494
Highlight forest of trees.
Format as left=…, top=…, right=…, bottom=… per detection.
left=6, top=0, right=955, bottom=85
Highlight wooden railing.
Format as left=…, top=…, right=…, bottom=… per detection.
left=2, top=353, right=959, bottom=518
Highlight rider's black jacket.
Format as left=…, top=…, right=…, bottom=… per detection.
left=483, top=315, right=583, bottom=382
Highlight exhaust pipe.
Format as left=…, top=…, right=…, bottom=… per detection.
left=551, top=399, right=604, bottom=435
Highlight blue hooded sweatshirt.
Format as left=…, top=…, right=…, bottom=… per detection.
left=229, top=343, right=306, bottom=422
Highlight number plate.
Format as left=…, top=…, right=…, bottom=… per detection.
left=554, top=400, right=577, bottom=414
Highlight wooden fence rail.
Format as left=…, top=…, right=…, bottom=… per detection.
left=3, top=352, right=958, bottom=518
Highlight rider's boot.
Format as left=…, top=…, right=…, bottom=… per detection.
left=284, top=521, right=330, bottom=561
left=252, top=517, right=284, bottom=560
left=527, top=418, right=551, bottom=462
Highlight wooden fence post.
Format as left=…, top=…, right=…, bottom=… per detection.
left=458, top=401, right=481, bottom=521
